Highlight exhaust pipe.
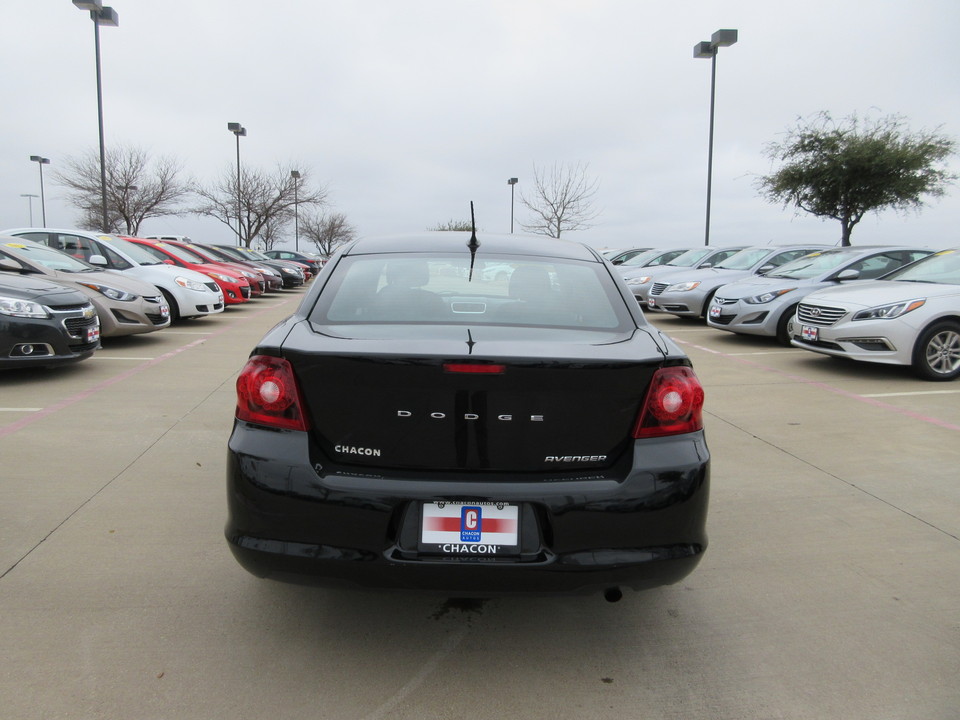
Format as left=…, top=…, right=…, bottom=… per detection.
left=603, top=587, right=623, bottom=603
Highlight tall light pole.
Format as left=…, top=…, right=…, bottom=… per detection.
left=227, top=122, right=246, bottom=246
left=507, top=177, right=518, bottom=233
left=20, top=194, right=39, bottom=226
left=29, top=156, right=51, bottom=227
left=694, top=28, right=738, bottom=246
left=72, top=1, right=119, bottom=233
left=290, top=170, right=301, bottom=252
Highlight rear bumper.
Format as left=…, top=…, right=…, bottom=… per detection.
left=225, top=422, right=710, bottom=595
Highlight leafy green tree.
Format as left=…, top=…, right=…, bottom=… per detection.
left=757, top=112, right=957, bottom=245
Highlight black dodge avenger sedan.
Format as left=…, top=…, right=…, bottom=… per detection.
left=226, top=232, right=709, bottom=599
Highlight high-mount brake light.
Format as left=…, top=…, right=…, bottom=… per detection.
left=236, top=355, right=308, bottom=431
left=632, top=366, right=705, bottom=438
left=443, top=363, right=506, bottom=374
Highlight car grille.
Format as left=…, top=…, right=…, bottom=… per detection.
left=144, top=295, right=164, bottom=305
left=63, top=316, right=99, bottom=350
left=241, top=285, right=251, bottom=298
left=713, top=296, right=737, bottom=305
left=203, top=281, right=220, bottom=293
left=145, top=312, right=168, bottom=325
left=710, top=314, right=735, bottom=325
left=797, top=302, right=847, bottom=327
left=650, top=282, right=669, bottom=296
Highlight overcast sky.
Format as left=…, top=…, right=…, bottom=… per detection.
left=3, top=0, right=959, bottom=252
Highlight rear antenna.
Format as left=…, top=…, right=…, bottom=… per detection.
left=467, top=201, right=480, bottom=280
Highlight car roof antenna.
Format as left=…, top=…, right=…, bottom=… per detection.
left=467, top=201, right=480, bottom=281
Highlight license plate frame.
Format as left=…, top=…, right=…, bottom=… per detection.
left=801, top=325, right=819, bottom=342
left=419, top=501, right=520, bottom=556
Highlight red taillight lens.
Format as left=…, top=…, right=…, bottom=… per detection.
left=632, top=366, right=705, bottom=439
left=236, top=355, right=308, bottom=431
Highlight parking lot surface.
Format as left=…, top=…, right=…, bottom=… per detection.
left=1, top=291, right=958, bottom=719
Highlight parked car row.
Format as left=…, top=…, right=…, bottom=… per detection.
left=0, top=228, right=314, bottom=371
left=630, top=244, right=959, bottom=381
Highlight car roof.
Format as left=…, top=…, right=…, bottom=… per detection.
left=341, top=232, right=601, bottom=262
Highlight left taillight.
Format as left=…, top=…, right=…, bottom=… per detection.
left=632, top=366, right=705, bottom=439
left=235, top=355, right=308, bottom=431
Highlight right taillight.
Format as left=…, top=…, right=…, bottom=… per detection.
left=236, top=355, right=308, bottom=431
left=632, top=366, right=705, bottom=439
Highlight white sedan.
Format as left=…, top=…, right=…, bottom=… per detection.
left=789, top=248, right=960, bottom=380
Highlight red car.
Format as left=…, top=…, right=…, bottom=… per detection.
left=124, top=237, right=252, bottom=305
left=151, top=239, right=270, bottom=295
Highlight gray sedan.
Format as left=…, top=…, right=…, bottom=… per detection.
left=706, top=246, right=932, bottom=344
left=647, top=244, right=828, bottom=319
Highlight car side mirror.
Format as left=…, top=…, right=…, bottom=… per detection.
left=163, top=258, right=175, bottom=265
left=88, top=254, right=108, bottom=266
left=0, top=257, right=22, bottom=272
left=612, top=259, right=624, bottom=265
left=699, top=262, right=713, bottom=269
left=834, top=268, right=860, bottom=281
left=756, top=263, right=776, bottom=275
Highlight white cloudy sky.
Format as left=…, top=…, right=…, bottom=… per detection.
left=3, top=0, right=959, bottom=251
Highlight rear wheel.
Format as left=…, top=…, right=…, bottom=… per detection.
left=776, top=304, right=799, bottom=346
left=912, top=321, right=960, bottom=381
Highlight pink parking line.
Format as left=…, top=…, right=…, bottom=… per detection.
left=677, top=339, right=960, bottom=433
left=0, top=299, right=294, bottom=440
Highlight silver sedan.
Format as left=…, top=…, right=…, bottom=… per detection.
left=707, top=246, right=931, bottom=344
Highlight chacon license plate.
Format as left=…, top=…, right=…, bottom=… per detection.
left=420, top=501, right=520, bottom=556
left=647, top=297, right=657, bottom=309
left=709, top=304, right=722, bottom=319
left=87, top=326, right=100, bottom=343
left=160, top=304, right=170, bottom=318
left=801, top=325, right=819, bottom=342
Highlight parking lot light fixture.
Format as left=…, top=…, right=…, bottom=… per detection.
left=20, top=194, right=39, bottom=226
left=228, top=122, right=247, bottom=246
left=507, top=177, right=518, bottom=233
left=29, top=156, right=51, bottom=227
left=290, top=170, right=301, bottom=252
left=694, top=28, right=738, bottom=246
left=73, top=0, right=119, bottom=233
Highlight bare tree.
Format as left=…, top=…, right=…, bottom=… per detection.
left=519, top=162, right=600, bottom=238
left=192, top=164, right=327, bottom=247
left=56, top=146, right=192, bottom=234
left=300, top=211, right=357, bottom=259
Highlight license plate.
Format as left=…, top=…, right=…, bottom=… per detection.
left=709, top=304, right=722, bottom=319
left=87, top=326, right=100, bottom=343
left=801, top=325, right=819, bottom=341
left=420, top=501, right=519, bottom=555
left=647, top=297, right=657, bottom=309
left=160, top=304, right=170, bottom=318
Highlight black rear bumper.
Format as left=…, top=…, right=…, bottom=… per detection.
left=225, top=422, right=709, bottom=596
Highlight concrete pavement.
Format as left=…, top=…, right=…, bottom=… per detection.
left=1, top=294, right=958, bottom=719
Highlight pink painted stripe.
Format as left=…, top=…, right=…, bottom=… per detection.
left=676, top=339, right=960, bottom=433
left=0, top=299, right=294, bottom=440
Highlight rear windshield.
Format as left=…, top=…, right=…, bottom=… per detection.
left=310, top=254, right=633, bottom=330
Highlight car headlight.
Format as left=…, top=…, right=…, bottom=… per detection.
left=206, top=272, right=235, bottom=283
left=853, top=298, right=926, bottom=320
left=0, top=295, right=50, bottom=318
left=78, top=282, right=137, bottom=301
left=665, top=281, right=701, bottom=292
left=281, top=267, right=297, bottom=275
left=744, top=288, right=796, bottom=304
left=174, top=276, right=208, bottom=292
left=241, top=271, right=257, bottom=279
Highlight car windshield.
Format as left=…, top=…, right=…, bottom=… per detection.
left=765, top=249, right=858, bottom=279
left=715, top=248, right=772, bottom=270
left=664, top=248, right=713, bottom=267
left=885, top=249, right=960, bottom=285
left=312, top=254, right=631, bottom=330
left=2, top=242, right=97, bottom=273
left=153, top=241, right=205, bottom=264
left=621, top=249, right=667, bottom=267
left=101, top=236, right=164, bottom=266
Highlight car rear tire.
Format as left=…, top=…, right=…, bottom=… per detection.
left=912, top=320, right=960, bottom=381
left=160, top=288, right=181, bottom=323
left=776, top=304, right=799, bottom=347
